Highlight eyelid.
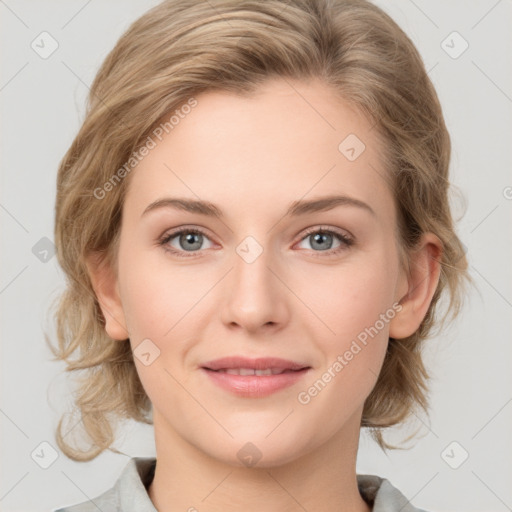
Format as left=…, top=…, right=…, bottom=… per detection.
left=297, top=225, right=354, bottom=244
left=159, top=225, right=213, bottom=241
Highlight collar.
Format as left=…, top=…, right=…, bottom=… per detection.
left=112, top=457, right=425, bottom=512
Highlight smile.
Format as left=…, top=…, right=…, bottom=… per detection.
left=201, top=368, right=310, bottom=397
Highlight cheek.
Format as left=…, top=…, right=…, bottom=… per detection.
left=297, top=253, right=398, bottom=397
left=118, top=242, right=203, bottom=340
left=298, top=256, right=398, bottom=340
left=294, top=263, right=395, bottom=423
left=118, top=249, right=200, bottom=407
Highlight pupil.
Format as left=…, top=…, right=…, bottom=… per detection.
left=312, top=232, right=332, bottom=250
left=181, top=232, right=201, bottom=251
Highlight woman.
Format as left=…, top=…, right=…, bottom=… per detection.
left=50, top=0, right=469, bottom=510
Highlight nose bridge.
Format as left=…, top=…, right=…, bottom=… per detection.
left=235, top=236, right=271, bottom=283
left=222, top=234, right=286, bottom=330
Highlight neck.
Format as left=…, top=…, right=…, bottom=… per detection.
left=148, top=410, right=371, bottom=512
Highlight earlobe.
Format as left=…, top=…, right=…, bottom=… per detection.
left=389, top=233, right=442, bottom=340
left=85, top=251, right=129, bottom=341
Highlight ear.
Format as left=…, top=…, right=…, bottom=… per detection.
left=389, top=233, right=442, bottom=339
left=85, top=251, right=129, bottom=340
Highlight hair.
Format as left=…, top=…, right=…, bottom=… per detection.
left=48, top=0, right=470, bottom=461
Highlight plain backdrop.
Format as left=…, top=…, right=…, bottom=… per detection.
left=1, top=1, right=511, bottom=511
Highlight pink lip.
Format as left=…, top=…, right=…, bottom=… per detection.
left=200, top=356, right=311, bottom=398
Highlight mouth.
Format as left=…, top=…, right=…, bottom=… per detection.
left=201, top=356, right=310, bottom=373
left=204, top=367, right=305, bottom=376
left=200, top=356, right=311, bottom=397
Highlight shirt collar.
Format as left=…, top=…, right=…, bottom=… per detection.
left=115, top=457, right=425, bottom=512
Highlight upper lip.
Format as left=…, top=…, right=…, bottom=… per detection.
left=201, top=356, right=310, bottom=371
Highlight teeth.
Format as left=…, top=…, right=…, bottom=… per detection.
left=255, top=369, right=272, bottom=376
left=225, top=368, right=244, bottom=375
left=217, top=368, right=286, bottom=376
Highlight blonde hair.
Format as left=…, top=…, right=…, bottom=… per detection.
left=49, top=0, right=470, bottom=460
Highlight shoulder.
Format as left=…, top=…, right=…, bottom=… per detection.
left=53, top=457, right=157, bottom=512
left=53, top=486, right=118, bottom=512
left=357, top=474, right=430, bottom=512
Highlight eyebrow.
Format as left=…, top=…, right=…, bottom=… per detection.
left=141, top=194, right=376, bottom=219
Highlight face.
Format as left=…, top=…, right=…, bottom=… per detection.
left=107, top=78, right=413, bottom=467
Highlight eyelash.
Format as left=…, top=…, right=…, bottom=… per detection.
left=158, top=225, right=354, bottom=259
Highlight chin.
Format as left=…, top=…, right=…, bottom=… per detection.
left=204, top=430, right=315, bottom=470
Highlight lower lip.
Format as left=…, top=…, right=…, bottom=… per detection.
left=201, top=368, right=310, bottom=397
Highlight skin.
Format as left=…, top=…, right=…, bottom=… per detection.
left=88, top=77, right=441, bottom=512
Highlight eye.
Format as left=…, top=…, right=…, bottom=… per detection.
left=159, top=225, right=354, bottom=259
left=159, top=227, right=214, bottom=257
left=295, top=226, right=353, bottom=256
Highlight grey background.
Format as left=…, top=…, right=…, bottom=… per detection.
left=1, top=1, right=511, bottom=511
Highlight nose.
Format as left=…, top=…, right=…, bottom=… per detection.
left=220, top=239, right=289, bottom=333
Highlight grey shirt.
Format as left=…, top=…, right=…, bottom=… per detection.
left=54, top=457, right=428, bottom=512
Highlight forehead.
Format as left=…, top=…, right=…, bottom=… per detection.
left=124, top=78, right=393, bottom=221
